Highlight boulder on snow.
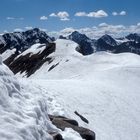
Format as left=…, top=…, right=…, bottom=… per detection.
left=74, top=111, right=89, bottom=124
left=49, top=115, right=79, bottom=126
left=49, top=132, right=64, bottom=140
left=49, top=115, right=95, bottom=140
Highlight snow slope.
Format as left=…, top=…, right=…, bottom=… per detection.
left=30, top=39, right=82, bottom=79
left=1, top=48, right=16, bottom=61
left=0, top=53, right=84, bottom=140
left=17, top=43, right=46, bottom=57
left=0, top=56, right=56, bottom=140
left=29, top=39, right=140, bottom=140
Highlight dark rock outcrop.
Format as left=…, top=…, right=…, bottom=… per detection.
left=0, top=28, right=56, bottom=76
left=115, top=41, right=140, bottom=54
left=95, top=34, right=140, bottom=54
left=99, top=34, right=117, bottom=46
left=68, top=31, right=140, bottom=55
left=4, top=43, right=55, bottom=77
left=68, top=31, right=94, bottom=55
left=49, top=115, right=95, bottom=140
left=49, top=132, right=64, bottom=140
left=95, top=34, right=117, bottom=52
left=74, top=111, right=89, bottom=124
left=126, top=33, right=140, bottom=43
left=48, top=63, right=59, bottom=72
left=59, top=35, right=67, bottom=40
left=0, top=28, right=53, bottom=53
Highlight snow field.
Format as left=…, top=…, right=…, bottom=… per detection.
left=30, top=39, right=140, bottom=140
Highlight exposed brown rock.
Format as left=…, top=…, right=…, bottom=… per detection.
left=4, top=43, right=55, bottom=77
left=49, top=115, right=95, bottom=140
left=74, top=111, right=89, bottom=124
left=49, top=132, right=64, bottom=140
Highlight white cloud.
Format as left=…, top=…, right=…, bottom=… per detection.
left=39, top=28, right=47, bottom=32
left=25, top=26, right=33, bottom=30
left=75, top=10, right=108, bottom=18
left=25, top=27, right=47, bottom=32
left=49, top=11, right=70, bottom=21
left=98, top=23, right=108, bottom=27
left=49, top=23, right=140, bottom=39
left=112, top=12, right=118, bottom=16
left=40, top=16, right=48, bottom=20
left=112, top=11, right=126, bottom=16
left=96, top=23, right=126, bottom=37
left=3, top=30, right=8, bottom=33
left=14, top=28, right=23, bottom=32
left=60, top=27, right=75, bottom=34
left=6, top=17, right=15, bottom=20
left=120, top=11, right=126, bottom=16
left=6, top=17, right=25, bottom=20
left=49, top=13, right=57, bottom=17
left=137, top=23, right=140, bottom=26
left=88, top=10, right=108, bottom=18
left=75, top=12, right=87, bottom=17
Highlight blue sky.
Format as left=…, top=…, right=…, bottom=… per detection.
left=0, top=0, right=140, bottom=33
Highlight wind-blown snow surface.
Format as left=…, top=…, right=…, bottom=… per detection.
left=30, top=39, right=140, bottom=140
left=0, top=54, right=83, bottom=140
left=0, top=56, right=56, bottom=140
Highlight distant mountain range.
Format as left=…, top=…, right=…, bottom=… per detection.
left=0, top=28, right=53, bottom=54
left=66, top=31, right=140, bottom=55
left=0, top=28, right=140, bottom=76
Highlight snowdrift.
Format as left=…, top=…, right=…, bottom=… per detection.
left=0, top=55, right=56, bottom=140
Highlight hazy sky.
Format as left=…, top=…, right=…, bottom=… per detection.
left=0, top=0, right=139, bottom=33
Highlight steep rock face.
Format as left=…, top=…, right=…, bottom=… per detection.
left=95, top=34, right=117, bottom=52
left=0, top=28, right=56, bottom=76
left=4, top=43, right=55, bottom=77
left=0, top=28, right=53, bottom=53
left=49, top=115, right=95, bottom=140
left=68, top=31, right=94, bottom=55
left=126, top=33, right=140, bottom=42
left=95, top=34, right=140, bottom=54
left=116, top=41, right=140, bottom=54
left=68, top=31, right=140, bottom=55
left=99, top=34, right=117, bottom=46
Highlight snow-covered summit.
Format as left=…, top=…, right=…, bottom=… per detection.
left=99, top=34, right=118, bottom=46
left=126, top=33, right=140, bottom=42
left=69, top=31, right=89, bottom=41
left=0, top=28, right=53, bottom=54
left=54, top=39, right=80, bottom=56
left=68, top=31, right=94, bottom=55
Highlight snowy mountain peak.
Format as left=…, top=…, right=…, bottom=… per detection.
left=69, top=31, right=90, bottom=41
left=126, top=33, right=140, bottom=42
left=68, top=31, right=94, bottom=55
left=100, top=34, right=117, bottom=46
left=0, top=28, right=53, bottom=54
